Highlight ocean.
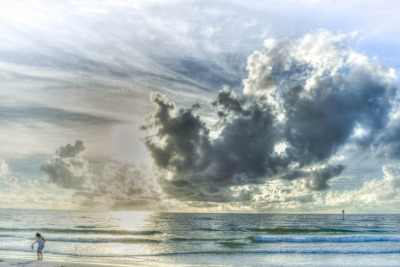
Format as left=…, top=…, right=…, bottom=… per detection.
left=0, top=209, right=399, bottom=266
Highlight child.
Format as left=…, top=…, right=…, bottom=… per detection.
left=31, top=232, right=46, bottom=260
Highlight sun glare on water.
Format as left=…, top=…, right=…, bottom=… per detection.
left=92, top=211, right=157, bottom=257
left=109, top=210, right=154, bottom=230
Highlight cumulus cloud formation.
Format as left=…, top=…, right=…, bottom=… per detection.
left=143, top=30, right=398, bottom=202
left=41, top=140, right=92, bottom=190
left=208, top=164, right=400, bottom=213
left=57, top=140, right=85, bottom=158
left=41, top=140, right=163, bottom=209
left=325, top=164, right=400, bottom=210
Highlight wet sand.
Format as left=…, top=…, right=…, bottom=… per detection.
left=0, top=257, right=167, bottom=267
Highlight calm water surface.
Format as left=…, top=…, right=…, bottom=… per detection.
left=0, top=209, right=400, bottom=266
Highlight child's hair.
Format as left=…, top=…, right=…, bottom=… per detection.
left=36, top=232, right=41, bottom=237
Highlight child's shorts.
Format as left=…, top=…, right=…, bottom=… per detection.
left=38, top=245, right=44, bottom=250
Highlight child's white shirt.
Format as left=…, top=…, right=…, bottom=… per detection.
left=37, top=237, right=44, bottom=246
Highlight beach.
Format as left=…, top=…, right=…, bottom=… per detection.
left=0, top=257, right=129, bottom=267
left=1, top=209, right=400, bottom=266
left=0, top=256, right=179, bottom=267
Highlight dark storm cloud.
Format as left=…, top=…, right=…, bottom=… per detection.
left=141, top=93, right=214, bottom=200
left=373, top=103, right=400, bottom=159
left=143, top=91, right=285, bottom=201
left=143, top=31, right=398, bottom=202
left=212, top=87, right=244, bottom=114
left=283, top=67, right=395, bottom=166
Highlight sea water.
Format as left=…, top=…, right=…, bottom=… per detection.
left=0, top=209, right=400, bottom=266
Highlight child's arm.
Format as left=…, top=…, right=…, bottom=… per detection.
left=42, top=237, right=46, bottom=244
left=32, top=240, right=38, bottom=245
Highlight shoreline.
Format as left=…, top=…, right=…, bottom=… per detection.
left=0, top=256, right=171, bottom=267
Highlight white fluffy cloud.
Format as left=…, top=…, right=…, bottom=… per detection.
left=325, top=165, right=400, bottom=209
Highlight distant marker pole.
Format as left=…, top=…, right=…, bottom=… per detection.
left=342, top=210, right=345, bottom=220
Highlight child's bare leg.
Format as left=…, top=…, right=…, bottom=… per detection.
left=39, top=250, right=43, bottom=260
left=37, top=250, right=40, bottom=260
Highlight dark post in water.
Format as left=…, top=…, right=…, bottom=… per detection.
left=342, top=210, right=345, bottom=220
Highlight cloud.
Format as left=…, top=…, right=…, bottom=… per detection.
left=81, top=162, right=164, bottom=210
left=229, top=163, right=400, bottom=213
left=181, top=163, right=400, bottom=213
left=142, top=91, right=285, bottom=202
left=0, top=105, right=122, bottom=160
left=143, top=30, right=397, bottom=202
left=141, top=93, right=216, bottom=201
left=40, top=140, right=92, bottom=190
left=372, top=102, right=400, bottom=159
left=245, top=30, right=396, bottom=164
left=3, top=1, right=400, bottom=211
left=7, top=176, right=18, bottom=187
left=325, top=164, right=400, bottom=210
left=0, top=0, right=261, bottom=120
left=282, top=164, right=345, bottom=191
left=0, top=158, right=9, bottom=177
left=40, top=140, right=164, bottom=210
left=0, top=106, right=120, bottom=126
left=57, top=140, right=85, bottom=158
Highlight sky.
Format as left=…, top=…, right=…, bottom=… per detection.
left=1, top=0, right=400, bottom=213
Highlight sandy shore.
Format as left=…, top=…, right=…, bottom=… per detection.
left=0, top=257, right=169, bottom=267
left=0, top=258, right=123, bottom=267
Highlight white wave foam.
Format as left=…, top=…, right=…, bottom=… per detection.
left=253, top=235, right=400, bottom=243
